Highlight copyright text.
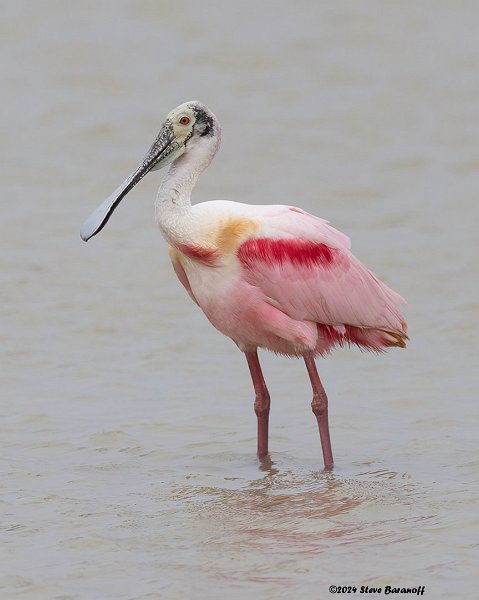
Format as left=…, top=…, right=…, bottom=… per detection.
left=329, top=586, right=426, bottom=596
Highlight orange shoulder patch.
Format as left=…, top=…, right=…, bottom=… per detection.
left=215, top=217, right=259, bottom=255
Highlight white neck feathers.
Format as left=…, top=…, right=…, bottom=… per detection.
left=155, top=125, right=221, bottom=244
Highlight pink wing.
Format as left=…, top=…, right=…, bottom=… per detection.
left=237, top=206, right=407, bottom=352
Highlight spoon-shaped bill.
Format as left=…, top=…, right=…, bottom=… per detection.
left=80, top=120, right=182, bottom=242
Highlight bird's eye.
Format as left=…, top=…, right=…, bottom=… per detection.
left=179, top=116, right=190, bottom=126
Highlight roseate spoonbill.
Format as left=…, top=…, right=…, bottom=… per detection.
left=81, top=101, right=407, bottom=468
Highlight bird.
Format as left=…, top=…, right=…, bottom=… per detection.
left=81, top=100, right=407, bottom=469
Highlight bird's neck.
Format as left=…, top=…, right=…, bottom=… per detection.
left=156, top=155, right=200, bottom=211
left=155, top=135, right=219, bottom=245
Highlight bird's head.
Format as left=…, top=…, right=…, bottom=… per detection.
left=80, top=101, right=220, bottom=242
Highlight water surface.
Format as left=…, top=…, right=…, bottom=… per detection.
left=1, top=2, right=478, bottom=599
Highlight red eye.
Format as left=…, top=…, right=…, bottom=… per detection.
left=179, top=116, right=190, bottom=125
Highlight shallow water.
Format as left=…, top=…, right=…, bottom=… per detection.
left=1, top=1, right=478, bottom=599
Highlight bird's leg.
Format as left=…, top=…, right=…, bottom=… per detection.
left=245, top=350, right=271, bottom=458
left=304, top=352, right=334, bottom=469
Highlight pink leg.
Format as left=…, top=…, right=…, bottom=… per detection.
left=245, top=350, right=270, bottom=458
left=304, top=352, right=334, bottom=469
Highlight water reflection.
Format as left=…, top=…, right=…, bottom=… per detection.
left=172, top=456, right=426, bottom=541
left=167, top=458, right=432, bottom=588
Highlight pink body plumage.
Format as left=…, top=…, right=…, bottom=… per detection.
left=169, top=203, right=407, bottom=358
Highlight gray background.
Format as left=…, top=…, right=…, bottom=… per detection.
left=1, top=1, right=477, bottom=599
